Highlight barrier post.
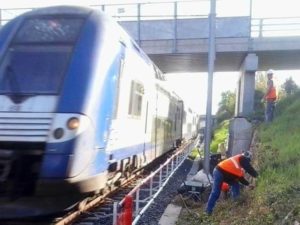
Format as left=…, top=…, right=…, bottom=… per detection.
left=117, top=195, right=133, bottom=225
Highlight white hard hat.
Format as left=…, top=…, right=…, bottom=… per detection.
left=267, top=69, right=274, bottom=75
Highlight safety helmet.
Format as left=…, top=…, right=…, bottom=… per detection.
left=242, top=151, right=252, bottom=160
left=267, top=69, right=274, bottom=75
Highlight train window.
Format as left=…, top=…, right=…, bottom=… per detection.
left=0, top=45, right=71, bottom=94
left=14, top=18, right=84, bottom=44
left=128, top=81, right=144, bottom=117
left=0, top=18, right=83, bottom=95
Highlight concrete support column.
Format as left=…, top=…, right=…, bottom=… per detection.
left=235, top=53, right=258, bottom=117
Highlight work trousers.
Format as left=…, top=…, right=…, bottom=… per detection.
left=265, top=101, right=275, bottom=122
left=206, top=168, right=240, bottom=214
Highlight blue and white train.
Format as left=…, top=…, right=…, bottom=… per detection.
left=0, top=6, right=198, bottom=217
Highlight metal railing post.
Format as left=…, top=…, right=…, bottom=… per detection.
left=113, top=202, right=118, bottom=225
left=259, top=19, right=263, bottom=38
left=159, top=167, right=162, bottom=187
left=150, top=176, right=153, bottom=196
left=135, top=189, right=140, bottom=217
left=166, top=163, right=169, bottom=176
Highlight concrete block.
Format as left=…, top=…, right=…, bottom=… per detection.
left=228, top=117, right=253, bottom=156
left=158, top=204, right=182, bottom=225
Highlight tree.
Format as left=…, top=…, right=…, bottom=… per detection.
left=215, top=90, right=236, bottom=124
left=255, top=71, right=267, bottom=92
left=281, top=77, right=298, bottom=96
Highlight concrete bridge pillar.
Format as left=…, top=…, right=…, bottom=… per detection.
left=235, top=53, right=258, bottom=117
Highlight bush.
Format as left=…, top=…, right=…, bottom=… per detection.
left=210, top=120, right=229, bottom=153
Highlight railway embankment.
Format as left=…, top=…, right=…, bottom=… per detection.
left=176, top=91, right=300, bottom=225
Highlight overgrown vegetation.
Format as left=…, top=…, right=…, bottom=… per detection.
left=177, top=90, right=300, bottom=225
left=215, top=91, right=235, bottom=125
left=188, top=147, right=202, bottom=160
left=210, top=120, right=229, bottom=153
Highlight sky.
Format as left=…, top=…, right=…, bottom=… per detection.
left=166, top=71, right=300, bottom=115
left=165, top=72, right=239, bottom=115
left=1, top=0, right=300, bottom=114
left=1, top=0, right=300, bottom=17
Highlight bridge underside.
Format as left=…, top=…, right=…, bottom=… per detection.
left=148, top=52, right=246, bottom=73
left=148, top=50, right=300, bottom=73
left=141, top=36, right=300, bottom=73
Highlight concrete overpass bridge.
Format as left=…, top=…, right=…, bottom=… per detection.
left=119, top=14, right=300, bottom=116
left=106, top=2, right=300, bottom=117
left=1, top=2, right=300, bottom=116
left=119, top=17, right=300, bottom=73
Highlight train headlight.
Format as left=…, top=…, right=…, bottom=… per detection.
left=67, top=117, right=80, bottom=130
left=53, top=128, right=64, bottom=139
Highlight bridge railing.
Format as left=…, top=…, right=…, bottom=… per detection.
left=0, top=0, right=248, bottom=25
left=251, top=17, right=300, bottom=38
left=1, top=1, right=300, bottom=39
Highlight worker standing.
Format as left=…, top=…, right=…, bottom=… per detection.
left=205, top=151, right=258, bottom=215
left=263, top=69, right=277, bottom=122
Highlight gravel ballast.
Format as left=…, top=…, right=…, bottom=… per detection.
left=136, top=158, right=195, bottom=225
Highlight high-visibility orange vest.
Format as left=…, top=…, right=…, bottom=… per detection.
left=266, top=86, right=277, bottom=100
left=218, top=154, right=244, bottom=177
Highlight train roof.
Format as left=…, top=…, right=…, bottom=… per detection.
left=4, top=5, right=164, bottom=78
left=22, top=5, right=93, bottom=17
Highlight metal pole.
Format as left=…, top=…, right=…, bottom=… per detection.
left=248, top=0, right=253, bottom=51
left=137, top=3, right=141, bottom=46
left=204, top=0, right=216, bottom=174
left=173, top=2, right=178, bottom=53
left=249, top=0, right=253, bottom=18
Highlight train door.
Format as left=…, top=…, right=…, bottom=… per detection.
left=107, top=46, right=152, bottom=170
left=143, top=100, right=150, bottom=164
left=127, top=68, right=155, bottom=166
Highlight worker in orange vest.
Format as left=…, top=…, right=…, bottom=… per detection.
left=205, top=151, right=258, bottom=215
left=263, top=69, right=277, bottom=122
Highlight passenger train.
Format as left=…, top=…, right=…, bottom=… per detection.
left=0, top=6, right=198, bottom=217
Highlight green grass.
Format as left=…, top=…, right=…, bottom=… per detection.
left=176, top=92, right=300, bottom=225
left=253, top=94, right=300, bottom=223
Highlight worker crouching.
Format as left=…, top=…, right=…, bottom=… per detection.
left=205, top=151, right=258, bottom=215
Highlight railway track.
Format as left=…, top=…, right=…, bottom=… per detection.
left=0, top=139, right=196, bottom=225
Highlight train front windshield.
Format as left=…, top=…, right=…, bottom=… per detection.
left=0, top=18, right=84, bottom=95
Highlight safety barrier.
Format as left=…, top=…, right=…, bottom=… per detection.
left=113, top=139, right=196, bottom=225
left=116, top=195, right=133, bottom=225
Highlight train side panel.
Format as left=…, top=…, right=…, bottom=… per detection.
left=105, top=43, right=157, bottom=171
